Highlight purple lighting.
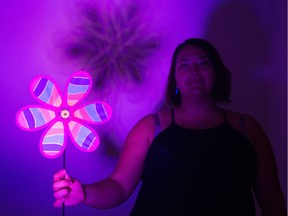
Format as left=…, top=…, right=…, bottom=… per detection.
left=0, top=0, right=285, bottom=215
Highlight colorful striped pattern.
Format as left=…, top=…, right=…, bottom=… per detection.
left=74, top=103, right=110, bottom=123
left=17, top=107, right=55, bottom=129
left=32, top=77, right=62, bottom=107
left=67, top=75, right=90, bottom=106
left=41, top=121, right=64, bottom=157
left=68, top=121, right=98, bottom=151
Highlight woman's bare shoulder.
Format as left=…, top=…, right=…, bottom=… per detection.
left=223, top=109, right=250, bottom=134
left=132, top=114, right=157, bottom=133
left=224, top=109, right=243, bottom=118
left=223, top=109, right=241, bottom=125
left=224, top=109, right=265, bottom=142
left=129, top=106, right=172, bottom=141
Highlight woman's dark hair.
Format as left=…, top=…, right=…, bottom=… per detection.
left=165, top=38, right=231, bottom=106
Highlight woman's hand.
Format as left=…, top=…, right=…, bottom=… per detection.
left=53, top=169, right=85, bottom=207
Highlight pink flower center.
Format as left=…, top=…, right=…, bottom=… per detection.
left=60, top=109, right=70, bottom=119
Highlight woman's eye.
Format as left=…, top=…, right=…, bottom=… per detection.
left=179, top=64, right=188, bottom=68
left=197, top=60, right=210, bottom=66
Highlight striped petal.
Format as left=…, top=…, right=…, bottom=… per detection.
left=68, top=120, right=99, bottom=152
left=16, top=106, right=56, bottom=131
left=40, top=121, right=66, bottom=158
left=30, top=76, right=62, bottom=107
left=73, top=101, right=112, bottom=124
left=65, top=71, right=92, bottom=107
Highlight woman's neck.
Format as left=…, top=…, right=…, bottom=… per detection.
left=173, top=98, right=224, bottom=129
left=177, top=98, right=219, bottom=116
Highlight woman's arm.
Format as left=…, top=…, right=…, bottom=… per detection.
left=245, top=114, right=286, bottom=216
left=53, top=114, right=156, bottom=209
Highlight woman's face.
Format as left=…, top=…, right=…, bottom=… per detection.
left=175, top=45, right=215, bottom=101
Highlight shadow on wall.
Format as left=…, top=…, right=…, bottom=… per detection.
left=49, top=0, right=162, bottom=160
left=203, top=1, right=268, bottom=120
left=203, top=1, right=268, bottom=215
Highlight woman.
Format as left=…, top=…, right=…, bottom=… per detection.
left=53, top=38, right=286, bottom=215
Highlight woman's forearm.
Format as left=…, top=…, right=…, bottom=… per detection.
left=82, top=178, right=127, bottom=209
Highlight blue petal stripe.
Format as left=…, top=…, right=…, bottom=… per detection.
left=23, top=109, right=35, bottom=128
left=42, top=144, right=63, bottom=151
left=38, top=80, right=53, bottom=103
left=96, top=104, right=108, bottom=121
left=85, top=104, right=100, bottom=122
left=70, top=77, right=90, bottom=85
left=34, top=78, right=48, bottom=97
left=43, top=135, right=64, bottom=144
left=68, top=84, right=89, bottom=94
left=30, top=108, right=45, bottom=127
left=82, top=132, right=96, bottom=150
left=76, top=126, right=90, bottom=146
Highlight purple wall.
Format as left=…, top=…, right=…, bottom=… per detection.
left=0, top=0, right=286, bottom=215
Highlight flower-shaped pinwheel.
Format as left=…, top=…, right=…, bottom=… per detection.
left=16, top=71, right=112, bottom=158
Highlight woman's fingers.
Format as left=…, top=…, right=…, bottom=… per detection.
left=64, top=172, right=72, bottom=181
left=53, top=179, right=73, bottom=190
left=53, top=197, right=65, bottom=208
left=53, top=169, right=74, bottom=203
left=53, top=169, right=66, bottom=181
left=53, top=169, right=74, bottom=192
left=53, top=170, right=84, bottom=207
left=54, top=188, right=70, bottom=199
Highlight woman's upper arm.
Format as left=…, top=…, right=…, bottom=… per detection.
left=109, top=114, right=156, bottom=199
left=245, top=114, right=286, bottom=214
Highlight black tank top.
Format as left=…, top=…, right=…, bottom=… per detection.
left=130, top=109, right=257, bottom=216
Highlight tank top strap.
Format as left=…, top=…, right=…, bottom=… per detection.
left=153, top=113, right=161, bottom=137
left=223, top=110, right=248, bottom=137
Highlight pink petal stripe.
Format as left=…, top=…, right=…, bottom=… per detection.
left=45, top=127, right=64, bottom=136
left=45, top=151, right=61, bottom=156
left=41, top=109, right=55, bottom=122
left=75, top=107, right=93, bottom=121
left=18, top=112, right=29, bottom=128
left=67, top=93, right=85, bottom=106
left=69, top=121, right=82, bottom=137
left=47, top=86, right=62, bottom=107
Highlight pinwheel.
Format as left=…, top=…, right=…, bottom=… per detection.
left=16, top=71, right=112, bottom=158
